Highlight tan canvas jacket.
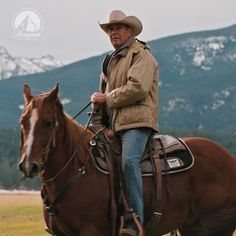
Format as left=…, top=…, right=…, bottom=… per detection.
left=99, top=39, right=159, bottom=132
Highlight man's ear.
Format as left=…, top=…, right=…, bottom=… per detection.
left=128, top=26, right=133, bottom=37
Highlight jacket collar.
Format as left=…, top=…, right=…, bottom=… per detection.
left=113, top=37, right=135, bottom=57
left=102, top=37, right=136, bottom=77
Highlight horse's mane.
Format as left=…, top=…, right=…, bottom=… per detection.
left=61, top=111, right=93, bottom=165
left=64, top=113, right=86, bottom=145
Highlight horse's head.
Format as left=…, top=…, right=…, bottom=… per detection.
left=18, top=83, right=63, bottom=178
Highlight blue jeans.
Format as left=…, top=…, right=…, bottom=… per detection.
left=117, top=128, right=152, bottom=225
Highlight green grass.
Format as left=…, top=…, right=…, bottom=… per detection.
left=0, top=205, right=48, bottom=236
left=0, top=191, right=48, bottom=236
left=0, top=193, right=235, bottom=236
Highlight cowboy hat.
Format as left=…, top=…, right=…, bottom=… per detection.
left=99, top=10, right=143, bottom=37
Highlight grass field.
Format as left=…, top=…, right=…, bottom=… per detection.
left=0, top=191, right=48, bottom=236
left=0, top=191, right=235, bottom=236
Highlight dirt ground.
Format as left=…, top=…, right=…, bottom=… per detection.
left=0, top=190, right=42, bottom=205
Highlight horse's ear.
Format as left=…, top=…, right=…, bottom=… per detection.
left=23, top=84, right=32, bottom=104
left=47, top=83, right=59, bottom=101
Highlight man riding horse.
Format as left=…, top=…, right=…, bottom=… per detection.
left=91, top=10, right=159, bottom=236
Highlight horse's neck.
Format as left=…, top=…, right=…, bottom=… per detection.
left=42, top=116, right=108, bottom=210
left=61, top=115, right=93, bottom=169
left=41, top=115, right=90, bottom=181
left=64, top=115, right=90, bottom=150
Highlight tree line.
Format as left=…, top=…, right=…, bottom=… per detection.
left=0, top=128, right=235, bottom=190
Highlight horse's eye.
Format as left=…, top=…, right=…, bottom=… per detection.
left=43, top=120, right=54, bottom=129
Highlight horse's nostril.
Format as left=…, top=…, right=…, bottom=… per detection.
left=31, top=163, right=39, bottom=173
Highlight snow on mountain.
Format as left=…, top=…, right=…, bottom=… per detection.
left=170, top=33, right=236, bottom=76
left=163, top=98, right=193, bottom=113
left=191, top=36, right=227, bottom=69
left=0, top=46, right=64, bottom=80
left=183, top=35, right=235, bottom=70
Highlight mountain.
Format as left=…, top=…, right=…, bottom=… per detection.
left=148, top=24, right=236, bottom=132
left=0, top=46, right=63, bottom=80
left=0, top=24, right=235, bottom=133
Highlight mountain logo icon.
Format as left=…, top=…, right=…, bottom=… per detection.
left=12, top=8, right=43, bottom=40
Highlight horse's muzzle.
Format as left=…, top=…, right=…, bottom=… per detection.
left=18, top=159, right=40, bottom=178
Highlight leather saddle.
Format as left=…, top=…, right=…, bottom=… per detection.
left=90, top=131, right=194, bottom=176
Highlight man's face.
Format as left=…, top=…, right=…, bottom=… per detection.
left=107, top=24, right=132, bottom=49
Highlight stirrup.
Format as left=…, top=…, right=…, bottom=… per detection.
left=122, top=209, right=144, bottom=236
left=120, top=228, right=138, bottom=236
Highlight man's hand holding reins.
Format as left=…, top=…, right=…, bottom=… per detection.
left=91, top=92, right=107, bottom=111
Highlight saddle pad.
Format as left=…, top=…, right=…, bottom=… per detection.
left=91, top=136, right=194, bottom=176
left=141, top=148, right=194, bottom=176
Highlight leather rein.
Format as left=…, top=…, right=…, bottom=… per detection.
left=42, top=102, right=93, bottom=184
left=41, top=102, right=93, bottom=235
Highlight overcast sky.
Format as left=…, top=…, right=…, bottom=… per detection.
left=1, top=0, right=236, bottom=63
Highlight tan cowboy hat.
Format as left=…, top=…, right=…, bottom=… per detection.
left=99, top=10, right=143, bottom=37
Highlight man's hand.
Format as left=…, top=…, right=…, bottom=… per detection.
left=91, top=92, right=107, bottom=111
left=91, top=92, right=107, bottom=103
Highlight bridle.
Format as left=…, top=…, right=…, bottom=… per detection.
left=40, top=119, right=58, bottom=169
left=41, top=165, right=86, bottom=235
left=39, top=102, right=94, bottom=235
left=41, top=102, right=94, bottom=184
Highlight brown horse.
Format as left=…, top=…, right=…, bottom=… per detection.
left=18, top=84, right=236, bottom=236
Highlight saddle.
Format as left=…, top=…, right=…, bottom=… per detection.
left=90, top=131, right=194, bottom=176
left=88, top=113, right=194, bottom=234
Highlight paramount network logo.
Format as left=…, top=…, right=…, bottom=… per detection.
left=12, top=8, right=43, bottom=40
